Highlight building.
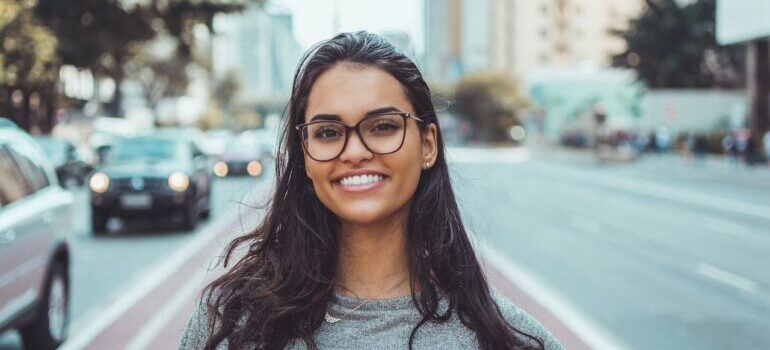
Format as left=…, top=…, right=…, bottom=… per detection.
left=212, top=4, right=302, bottom=102
left=423, top=0, right=645, bottom=83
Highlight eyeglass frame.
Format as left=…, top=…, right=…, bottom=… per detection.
left=295, top=112, right=425, bottom=162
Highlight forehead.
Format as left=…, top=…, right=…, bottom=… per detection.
left=304, top=63, right=414, bottom=123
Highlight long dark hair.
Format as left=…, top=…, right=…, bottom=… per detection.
left=202, top=31, right=544, bottom=350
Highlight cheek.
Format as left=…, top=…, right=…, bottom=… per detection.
left=390, top=134, right=425, bottom=188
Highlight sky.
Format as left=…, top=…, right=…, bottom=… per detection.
left=270, top=0, right=424, bottom=54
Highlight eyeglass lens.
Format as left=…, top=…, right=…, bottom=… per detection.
left=301, top=113, right=407, bottom=161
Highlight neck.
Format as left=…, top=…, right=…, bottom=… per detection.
left=335, top=215, right=412, bottom=299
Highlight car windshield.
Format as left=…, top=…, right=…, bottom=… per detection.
left=105, top=137, right=183, bottom=163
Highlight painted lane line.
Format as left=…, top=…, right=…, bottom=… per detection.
left=446, top=147, right=531, bottom=164
left=59, top=210, right=239, bottom=350
left=124, top=269, right=206, bottom=350
left=704, top=217, right=748, bottom=238
left=695, top=263, right=759, bottom=294
left=533, top=161, right=770, bottom=221
left=479, top=244, right=631, bottom=350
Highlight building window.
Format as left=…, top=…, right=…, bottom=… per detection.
left=540, top=53, right=549, bottom=63
left=540, top=28, right=548, bottom=38
left=540, top=4, right=548, bottom=14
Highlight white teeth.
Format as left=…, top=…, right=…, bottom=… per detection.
left=339, top=174, right=384, bottom=186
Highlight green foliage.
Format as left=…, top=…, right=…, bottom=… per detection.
left=1, top=0, right=58, bottom=89
left=213, top=69, right=242, bottom=112
left=454, top=73, right=526, bottom=142
left=0, top=0, right=60, bottom=131
left=2, top=0, right=262, bottom=128
left=612, top=0, right=745, bottom=89
left=34, top=0, right=155, bottom=77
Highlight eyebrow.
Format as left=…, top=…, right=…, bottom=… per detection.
left=309, top=106, right=402, bottom=122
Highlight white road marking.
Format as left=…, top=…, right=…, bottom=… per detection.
left=447, top=147, right=531, bottom=164
left=534, top=161, right=770, bottom=221
left=479, top=243, right=631, bottom=350
left=704, top=217, right=748, bottom=238
left=123, top=269, right=205, bottom=350
left=695, top=263, right=759, bottom=294
left=59, top=210, right=239, bottom=350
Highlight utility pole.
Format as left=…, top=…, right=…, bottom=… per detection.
left=747, top=39, right=769, bottom=158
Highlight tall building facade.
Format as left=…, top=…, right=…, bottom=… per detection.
left=423, top=0, right=644, bottom=83
left=212, top=5, right=302, bottom=101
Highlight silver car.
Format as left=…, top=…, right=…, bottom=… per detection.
left=0, top=119, right=74, bottom=349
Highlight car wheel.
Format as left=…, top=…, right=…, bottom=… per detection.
left=92, top=207, right=108, bottom=235
left=20, top=263, right=69, bottom=350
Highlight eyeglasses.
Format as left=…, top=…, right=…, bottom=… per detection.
left=296, top=112, right=424, bottom=162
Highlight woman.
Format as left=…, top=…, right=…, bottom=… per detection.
left=180, top=31, right=563, bottom=350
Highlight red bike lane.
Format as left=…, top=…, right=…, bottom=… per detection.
left=62, top=214, right=595, bottom=350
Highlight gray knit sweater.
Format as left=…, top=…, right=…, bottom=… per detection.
left=179, top=292, right=564, bottom=349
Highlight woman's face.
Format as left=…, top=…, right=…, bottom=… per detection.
left=302, top=62, right=437, bottom=226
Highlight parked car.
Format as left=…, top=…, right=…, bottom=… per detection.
left=212, top=131, right=267, bottom=178
left=0, top=118, right=73, bottom=350
left=89, top=134, right=211, bottom=234
left=33, top=136, right=94, bottom=188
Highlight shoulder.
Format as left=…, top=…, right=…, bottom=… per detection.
left=180, top=295, right=232, bottom=350
left=492, top=293, right=565, bottom=350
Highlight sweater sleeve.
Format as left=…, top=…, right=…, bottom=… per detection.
left=493, top=294, right=565, bottom=350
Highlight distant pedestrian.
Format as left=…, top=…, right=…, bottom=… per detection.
left=179, top=32, right=563, bottom=350
left=692, top=134, right=708, bottom=162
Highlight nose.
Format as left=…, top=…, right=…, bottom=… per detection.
left=338, top=130, right=373, bottom=164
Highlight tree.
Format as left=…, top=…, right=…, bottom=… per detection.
left=612, top=0, right=745, bottom=89
left=33, top=0, right=262, bottom=117
left=0, top=0, right=59, bottom=132
left=454, top=73, right=527, bottom=143
left=34, top=0, right=156, bottom=116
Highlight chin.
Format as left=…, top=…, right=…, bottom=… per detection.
left=336, top=207, right=389, bottom=225
left=332, top=202, right=406, bottom=226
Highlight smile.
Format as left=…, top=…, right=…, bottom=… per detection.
left=334, top=174, right=388, bottom=193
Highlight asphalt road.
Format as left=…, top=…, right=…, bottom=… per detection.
left=2, top=146, right=769, bottom=349
left=450, top=146, right=770, bottom=350
left=0, top=171, right=271, bottom=349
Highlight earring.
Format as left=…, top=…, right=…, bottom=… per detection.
left=423, top=162, right=430, bottom=169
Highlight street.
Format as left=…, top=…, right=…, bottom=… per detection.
left=0, top=169, right=272, bottom=350
left=2, top=146, right=769, bottom=349
left=451, top=146, right=770, bottom=350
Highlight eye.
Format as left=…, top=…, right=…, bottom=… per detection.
left=373, top=121, right=399, bottom=131
left=368, top=119, right=402, bottom=136
left=313, top=125, right=343, bottom=140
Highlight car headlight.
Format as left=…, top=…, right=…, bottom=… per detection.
left=213, top=161, right=228, bottom=177
left=168, top=172, right=190, bottom=192
left=89, top=172, right=110, bottom=193
left=247, top=160, right=262, bottom=177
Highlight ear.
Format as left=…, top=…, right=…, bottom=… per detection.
left=421, top=123, right=438, bottom=169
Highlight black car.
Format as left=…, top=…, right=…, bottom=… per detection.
left=89, top=134, right=211, bottom=234
left=33, top=136, right=93, bottom=188
left=1, top=118, right=73, bottom=349
left=212, top=132, right=267, bottom=178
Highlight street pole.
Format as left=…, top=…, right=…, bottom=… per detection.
left=747, top=39, right=769, bottom=159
